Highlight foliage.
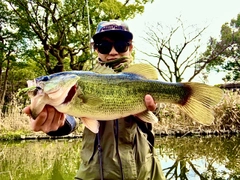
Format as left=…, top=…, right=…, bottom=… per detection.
left=3, top=0, right=151, bottom=73
left=0, top=1, right=46, bottom=111
left=0, top=1, right=26, bottom=109
left=203, top=13, right=240, bottom=82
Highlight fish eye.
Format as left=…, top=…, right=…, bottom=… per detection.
left=32, top=86, right=42, bottom=96
left=36, top=86, right=42, bottom=90
left=33, top=88, right=38, bottom=96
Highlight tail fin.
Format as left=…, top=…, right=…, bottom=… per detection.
left=179, top=82, right=224, bottom=125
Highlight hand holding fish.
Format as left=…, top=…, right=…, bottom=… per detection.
left=23, top=94, right=157, bottom=133
left=23, top=105, right=66, bottom=133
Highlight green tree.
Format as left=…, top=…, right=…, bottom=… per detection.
left=203, top=13, right=240, bottom=82
left=0, top=1, right=30, bottom=111
left=4, top=0, right=153, bottom=74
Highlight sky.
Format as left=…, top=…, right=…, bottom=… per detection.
left=126, top=0, right=240, bottom=85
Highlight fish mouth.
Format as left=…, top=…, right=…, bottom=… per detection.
left=62, top=84, right=77, bottom=104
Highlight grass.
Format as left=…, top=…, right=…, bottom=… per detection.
left=0, top=97, right=32, bottom=140
left=0, top=90, right=239, bottom=140
left=0, top=139, right=82, bottom=180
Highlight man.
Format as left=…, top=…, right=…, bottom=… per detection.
left=23, top=20, right=165, bottom=180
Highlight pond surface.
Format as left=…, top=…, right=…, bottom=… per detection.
left=0, top=135, right=239, bottom=180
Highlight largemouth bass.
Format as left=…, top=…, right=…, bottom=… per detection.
left=26, top=63, right=223, bottom=133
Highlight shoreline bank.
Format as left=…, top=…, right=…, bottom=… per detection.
left=1, top=129, right=239, bottom=141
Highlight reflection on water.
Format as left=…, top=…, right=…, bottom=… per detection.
left=156, top=135, right=240, bottom=179
left=0, top=135, right=239, bottom=180
left=0, top=139, right=82, bottom=180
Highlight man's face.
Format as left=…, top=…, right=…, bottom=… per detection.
left=95, top=37, right=133, bottom=62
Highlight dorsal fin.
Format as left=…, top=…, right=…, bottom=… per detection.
left=122, top=63, right=159, bottom=80
left=92, top=64, right=116, bottom=74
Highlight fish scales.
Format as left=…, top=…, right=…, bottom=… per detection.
left=61, top=72, right=187, bottom=119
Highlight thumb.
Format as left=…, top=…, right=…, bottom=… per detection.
left=22, top=106, right=31, bottom=115
left=145, top=94, right=156, bottom=111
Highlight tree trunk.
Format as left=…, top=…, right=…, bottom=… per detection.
left=0, top=57, right=10, bottom=113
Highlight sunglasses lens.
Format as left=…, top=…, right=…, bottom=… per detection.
left=97, top=41, right=112, bottom=54
left=115, top=41, right=129, bottom=53
left=96, top=41, right=130, bottom=54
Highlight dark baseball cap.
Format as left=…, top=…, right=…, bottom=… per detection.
left=92, top=20, right=133, bottom=42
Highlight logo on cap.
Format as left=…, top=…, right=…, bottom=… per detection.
left=99, top=24, right=127, bottom=32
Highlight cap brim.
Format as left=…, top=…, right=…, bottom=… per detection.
left=93, top=30, right=133, bottom=42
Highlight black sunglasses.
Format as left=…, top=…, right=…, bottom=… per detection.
left=95, top=41, right=131, bottom=54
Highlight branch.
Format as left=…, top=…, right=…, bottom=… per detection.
left=188, top=160, right=205, bottom=178
left=188, top=40, right=235, bottom=81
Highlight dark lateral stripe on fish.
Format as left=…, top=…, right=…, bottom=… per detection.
left=178, top=84, right=192, bottom=106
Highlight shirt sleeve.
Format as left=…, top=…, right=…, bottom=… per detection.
left=47, top=115, right=77, bottom=136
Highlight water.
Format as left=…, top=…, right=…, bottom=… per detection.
left=156, top=135, right=240, bottom=179
left=0, top=135, right=239, bottom=180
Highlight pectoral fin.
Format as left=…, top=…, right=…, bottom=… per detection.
left=81, top=117, right=100, bottom=133
left=135, top=111, right=158, bottom=124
